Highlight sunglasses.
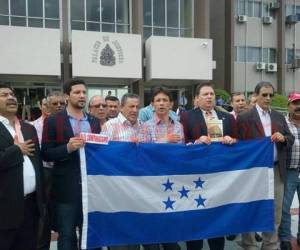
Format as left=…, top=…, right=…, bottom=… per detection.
left=261, top=93, right=274, bottom=98
left=90, top=103, right=107, bottom=108
left=52, top=102, right=65, bottom=106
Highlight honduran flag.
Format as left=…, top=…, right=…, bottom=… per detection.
left=80, top=138, right=274, bottom=249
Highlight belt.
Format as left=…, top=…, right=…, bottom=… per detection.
left=24, top=191, right=36, bottom=200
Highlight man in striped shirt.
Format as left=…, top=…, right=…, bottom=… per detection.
left=279, top=92, right=300, bottom=250
left=101, top=93, right=142, bottom=250
left=102, top=93, right=142, bottom=143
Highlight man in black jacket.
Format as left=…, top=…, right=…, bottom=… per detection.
left=237, top=81, right=294, bottom=250
left=180, top=82, right=236, bottom=250
left=0, top=83, right=44, bottom=250
left=42, top=78, right=101, bottom=250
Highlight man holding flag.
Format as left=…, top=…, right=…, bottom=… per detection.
left=237, top=81, right=294, bottom=250
left=180, top=82, right=236, bottom=250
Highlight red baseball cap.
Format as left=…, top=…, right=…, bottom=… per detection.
left=288, top=92, right=300, bottom=103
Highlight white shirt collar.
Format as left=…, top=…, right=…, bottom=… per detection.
left=256, top=104, right=271, bottom=116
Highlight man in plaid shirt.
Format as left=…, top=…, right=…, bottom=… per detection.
left=279, top=92, right=300, bottom=250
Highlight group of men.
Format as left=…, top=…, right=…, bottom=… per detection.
left=0, top=78, right=299, bottom=250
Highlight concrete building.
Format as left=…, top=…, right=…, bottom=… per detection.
left=0, top=0, right=215, bottom=116
left=211, top=0, right=300, bottom=95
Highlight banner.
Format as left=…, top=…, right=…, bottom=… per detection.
left=80, top=138, right=274, bottom=249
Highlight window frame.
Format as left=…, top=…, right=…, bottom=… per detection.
left=143, top=0, right=194, bottom=39
left=0, top=0, right=60, bottom=28
left=70, top=0, right=131, bottom=33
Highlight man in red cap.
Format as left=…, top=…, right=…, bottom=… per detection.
left=278, top=92, right=300, bottom=250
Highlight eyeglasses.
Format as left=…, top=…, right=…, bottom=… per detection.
left=90, top=103, right=107, bottom=108
left=52, top=102, right=65, bottom=106
left=261, top=93, right=274, bottom=98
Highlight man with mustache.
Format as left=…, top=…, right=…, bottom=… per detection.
left=0, top=83, right=44, bottom=250
left=278, top=92, right=300, bottom=250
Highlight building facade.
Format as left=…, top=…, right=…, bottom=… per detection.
left=0, top=0, right=214, bottom=115
left=211, top=0, right=300, bottom=95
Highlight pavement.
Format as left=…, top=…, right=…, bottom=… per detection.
left=50, top=195, right=300, bottom=250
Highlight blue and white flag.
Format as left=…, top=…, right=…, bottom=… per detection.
left=80, top=138, right=274, bottom=249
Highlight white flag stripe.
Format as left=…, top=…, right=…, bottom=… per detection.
left=87, top=167, right=274, bottom=213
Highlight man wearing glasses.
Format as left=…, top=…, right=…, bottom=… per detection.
left=237, top=81, right=294, bottom=250
left=47, top=92, right=66, bottom=114
left=88, top=95, right=108, bottom=127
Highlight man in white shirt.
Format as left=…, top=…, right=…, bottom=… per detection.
left=0, top=83, right=44, bottom=250
left=237, top=81, right=294, bottom=250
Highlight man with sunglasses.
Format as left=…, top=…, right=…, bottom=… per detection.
left=33, top=92, right=65, bottom=250
left=237, top=81, right=294, bottom=250
left=47, top=92, right=66, bottom=114
left=88, top=95, right=108, bottom=127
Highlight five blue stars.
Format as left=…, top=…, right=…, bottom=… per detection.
left=178, top=186, right=190, bottom=198
left=195, top=195, right=206, bottom=207
left=161, top=176, right=207, bottom=210
left=194, top=177, right=205, bottom=189
left=163, top=196, right=176, bottom=210
left=162, top=178, right=174, bottom=191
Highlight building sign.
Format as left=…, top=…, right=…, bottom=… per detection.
left=72, top=31, right=142, bottom=80
left=91, top=36, right=124, bottom=66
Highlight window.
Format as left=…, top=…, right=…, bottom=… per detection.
left=236, top=0, right=275, bottom=18
left=0, top=0, right=60, bottom=28
left=262, top=3, right=276, bottom=19
left=234, top=47, right=246, bottom=62
left=263, top=48, right=276, bottom=63
left=286, top=5, right=294, bottom=16
left=235, top=46, right=276, bottom=63
left=247, top=47, right=261, bottom=62
left=286, top=48, right=300, bottom=64
left=237, top=0, right=246, bottom=15
left=71, top=0, right=130, bottom=33
left=143, top=0, right=193, bottom=39
left=297, top=6, right=300, bottom=21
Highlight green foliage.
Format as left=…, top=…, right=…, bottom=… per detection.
left=215, top=89, right=230, bottom=102
left=271, top=93, right=288, bottom=115
left=271, top=93, right=288, bottom=108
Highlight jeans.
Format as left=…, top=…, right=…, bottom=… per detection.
left=55, top=201, right=83, bottom=250
left=278, top=169, right=300, bottom=241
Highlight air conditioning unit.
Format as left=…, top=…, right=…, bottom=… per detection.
left=256, top=62, right=266, bottom=70
left=237, top=15, right=247, bottom=23
left=266, top=63, right=277, bottom=72
left=269, top=2, right=280, bottom=10
left=263, top=16, right=273, bottom=24
left=292, top=58, right=300, bottom=69
left=286, top=15, right=298, bottom=24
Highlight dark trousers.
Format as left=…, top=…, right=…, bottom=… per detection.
left=0, top=193, right=39, bottom=250
left=55, top=201, right=83, bottom=250
left=186, top=237, right=225, bottom=250
left=37, top=168, right=53, bottom=250
left=143, top=243, right=181, bottom=250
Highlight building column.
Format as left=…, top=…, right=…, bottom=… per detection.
left=131, top=0, right=145, bottom=106
left=224, top=0, right=235, bottom=93
left=194, top=0, right=210, bottom=38
left=277, top=0, right=286, bottom=94
left=61, top=0, right=71, bottom=84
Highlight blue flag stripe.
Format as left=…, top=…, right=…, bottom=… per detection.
left=86, top=200, right=274, bottom=248
left=85, top=138, right=273, bottom=176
